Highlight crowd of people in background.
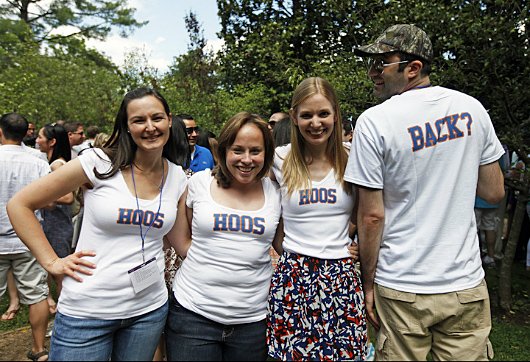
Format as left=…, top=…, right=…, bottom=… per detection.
left=0, top=23, right=527, bottom=362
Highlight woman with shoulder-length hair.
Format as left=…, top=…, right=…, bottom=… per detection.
left=164, top=111, right=283, bottom=361
left=36, top=122, right=75, bottom=315
left=7, top=87, right=189, bottom=361
left=267, top=77, right=367, bottom=360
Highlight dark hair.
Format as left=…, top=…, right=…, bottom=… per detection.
left=213, top=111, right=274, bottom=188
left=23, top=134, right=37, bottom=147
left=42, top=123, right=72, bottom=163
left=97, top=87, right=177, bottom=179
left=398, top=52, right=432, bottom=76
left=342, top=119, right=353, bottom=134
left=196, top=129, right=216, bottom=151
left=0, top=113, right=28, bottom=142
left=171, top=115, right=191, bottom=169
left=272, top=116, right=291, bottom=147
left=177, top=114, right=193, bottom=121
left=63, top=120, right=83, bottom=133
left=86, top=126, right=99, bottom=139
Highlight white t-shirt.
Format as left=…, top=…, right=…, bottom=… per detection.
left=271, top=145, right=354, bottom=259
left=59, top=149, right=187, bottom=319
left=345, top=86, right=505, bottom=294
left=173, top=171, right=281, bottom=324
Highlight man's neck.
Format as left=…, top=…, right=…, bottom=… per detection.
left=0, top=139, right=21, bottom=146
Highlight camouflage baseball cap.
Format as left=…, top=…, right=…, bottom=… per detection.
left=354, top=24, right=433, bottom=63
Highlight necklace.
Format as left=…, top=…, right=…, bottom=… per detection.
left=132, top=161, right=164, bottom=191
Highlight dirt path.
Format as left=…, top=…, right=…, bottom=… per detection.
left=0, top=322, right=52, bottom=361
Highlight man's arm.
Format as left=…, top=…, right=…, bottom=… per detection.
left=477, top=161, right=505, bottom=205
left=357, top=186, right=385, bottom=330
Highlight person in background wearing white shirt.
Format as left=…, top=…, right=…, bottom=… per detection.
left=0, top=113, right=52, bottom=362
left=165, top=112, right=282, bottom=361
left=7, top=88, right=188, bottom=361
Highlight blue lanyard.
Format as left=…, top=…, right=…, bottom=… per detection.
left=408, top=84, right=431, bottom=91
left=131, top=160, right=164, bottom=264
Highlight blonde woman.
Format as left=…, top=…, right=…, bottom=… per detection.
left=267, top=77, right=367, bottom=360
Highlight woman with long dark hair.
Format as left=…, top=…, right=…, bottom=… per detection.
left=8, top=87, right=189, bottom=361
left=36, top=123, right=74, bottom=315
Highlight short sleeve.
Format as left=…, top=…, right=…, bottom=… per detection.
left=172, top=165, right=188, bottom=201
left=186, top=171, right=207, bottom=209
left=271, top=145, right=290, bottom=184
left=77, top=148, right=112, bottom=187
left=344, top=118, right=384, bottom=189
left=479, top=111, right=505, bottom=166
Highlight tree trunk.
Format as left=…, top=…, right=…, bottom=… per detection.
left=498, top=191, right=528, bottom=311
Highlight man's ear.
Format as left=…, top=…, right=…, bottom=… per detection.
left=407, top=60, right=423, bottom=79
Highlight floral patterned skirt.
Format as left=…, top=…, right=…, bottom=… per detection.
left=164, top=247, right=183, bottom=292
left=267, top=252, right=367, bottom=361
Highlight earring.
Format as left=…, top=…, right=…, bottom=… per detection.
left=127, top=130, right=130, bottom=133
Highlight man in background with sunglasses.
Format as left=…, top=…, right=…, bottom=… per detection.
left=178, top=114, right=215, bottom=173
left=345, top=24, right=505, bottom=360
left=63, top=120, right=85, bottom=159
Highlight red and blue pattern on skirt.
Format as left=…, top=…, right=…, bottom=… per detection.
left=267, top=251, right=367, bottom=361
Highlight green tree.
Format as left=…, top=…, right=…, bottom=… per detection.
left=0, top=0, right=146, bottom=44
left=0, top=46, right=122, bottom=132
left=217, top=0, right=384, bottom=114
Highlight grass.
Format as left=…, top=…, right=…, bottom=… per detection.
left=1, top=279, right=56, bottom=333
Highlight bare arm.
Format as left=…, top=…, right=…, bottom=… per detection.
left=357, top=187, right=385, bottom=330
left=164, top=189, right=192, bottom=257
left=7, top=159, right=96, bottom=282
left=272, top=217, right=284, bottom=255
left=347, top=185, right=359, bottom=261
left=476, top=161, right=505, bottom=204
left=51, top=159, right=74, bottom=205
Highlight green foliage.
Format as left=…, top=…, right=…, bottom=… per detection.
left=0, top=0, right=146, bottom=43
left=0, top=44, right=122, bottom=132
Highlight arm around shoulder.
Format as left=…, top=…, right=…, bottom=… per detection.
left=477, top=161, right=505, bottom=205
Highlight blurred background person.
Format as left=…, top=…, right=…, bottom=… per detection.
left=36, top=123, right=75, bottom=318
left=268, top=112, right=288, bottom=132
left=178, top=114, right=215, bottom=172
left=196, top=129, right=218, bottom=165
left=272, top=116, right=291, bottom=148
left=62, top=121, right=85, bottom=159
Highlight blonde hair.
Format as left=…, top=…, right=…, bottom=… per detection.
left=282, top=77, right=350, bottom=196
left=93, top=132, right=111, bottom=148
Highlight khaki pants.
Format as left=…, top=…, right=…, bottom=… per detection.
left=374, top=280, right=494, bottom=361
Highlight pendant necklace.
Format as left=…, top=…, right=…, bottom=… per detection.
left=132, top=161, right=164, bottom=191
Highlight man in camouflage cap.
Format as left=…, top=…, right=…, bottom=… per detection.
left=354, top=24, right=433, bottom=63
left=345, top=24, right=505, bottom=360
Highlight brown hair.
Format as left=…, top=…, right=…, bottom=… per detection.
left=282, top=77, right=350, bottom=196
left=213, top=111, right=275, bottom=188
